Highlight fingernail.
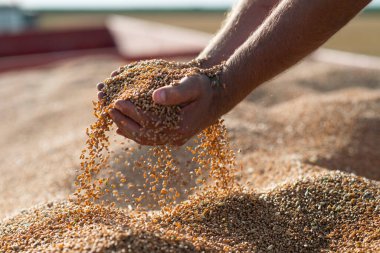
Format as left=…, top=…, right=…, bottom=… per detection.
left=153, top=90, right=166, bottom=103
left=111, top=70, right=119, bottom=77
left=97, top=91, right=104, bottom=100
left=97, top=82, right=105, bottom=90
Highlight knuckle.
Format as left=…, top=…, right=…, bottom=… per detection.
left=120, top=120, right=128, bottom=126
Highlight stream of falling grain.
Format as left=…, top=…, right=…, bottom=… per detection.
left=73, top=59, right=236, bottom=209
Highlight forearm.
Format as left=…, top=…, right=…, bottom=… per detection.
left=198, top=0, right=280, bottom=68
left=216, top=0, right=370, bottom=115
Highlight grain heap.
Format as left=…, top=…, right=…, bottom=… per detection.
left=1, top=59, right=380, bottom=252
left=1, top=172, right=379, bottom=252
left=74, top=59, right=236, bottom=208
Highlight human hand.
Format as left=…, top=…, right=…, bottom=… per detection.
left=97, top=72, right=221, bottom=146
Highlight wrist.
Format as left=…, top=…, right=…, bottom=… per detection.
left=209, top=65, right=230, bottom=120
left=211, top=62, right=240, bottom=119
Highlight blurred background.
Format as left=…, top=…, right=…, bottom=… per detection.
left=0, top=0, right=379, bottom=71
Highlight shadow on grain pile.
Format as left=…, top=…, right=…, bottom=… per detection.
left=308, top=116, right=380, bottom=180
left=1, top=172, right=379, bottom=252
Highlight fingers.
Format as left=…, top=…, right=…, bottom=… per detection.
left=111, top=106, right=190, bottom=146
left=114, top=100, right=150, bottom=126
left=116, top=128, right=131, bottom=139
left=98, top=91, right=105, bottom=100
left=97, top=82, right=105, bottom=91
left=152, top=75, right=207, bottom=106
left=97, top=67, right=120, bottom=98
left=111, top=70, right=120, bottom=77
left=106, top=73, right=208, bottom=145
left=109, top=109, right=141, bottom=139
left=97, top=82, right=106, bottom=102
left=97, top=68, right=119, bottom=92
left=97, top=66, right=123, bottom=95
left=110, top=108, right=156, bottom=145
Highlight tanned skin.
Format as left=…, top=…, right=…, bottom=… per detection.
left=198, top=0, right=281, bottom=67
left=98, top=0, right=371, bottom=146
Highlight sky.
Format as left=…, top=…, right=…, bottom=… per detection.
left=0, top=0, right=379, bottom=10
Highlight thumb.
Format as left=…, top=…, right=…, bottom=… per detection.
left=152, top=75, right=204, bottom=105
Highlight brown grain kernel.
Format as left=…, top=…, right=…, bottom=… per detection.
left=73, top=59, right=235, bottom=209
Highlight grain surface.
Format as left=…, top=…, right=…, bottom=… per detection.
left=0, top=56, right=379, bottom=252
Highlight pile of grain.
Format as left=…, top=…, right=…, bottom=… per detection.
left=1, top=58, right=380, bottom=252
left=74, top=59, right=236, bottom=208
left=1, top=172, right=379, bottom=252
